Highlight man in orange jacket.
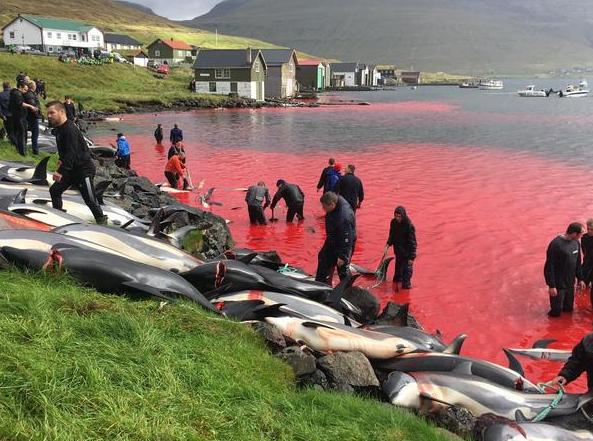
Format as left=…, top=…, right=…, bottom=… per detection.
left=164, top=151, right=188, bottom=190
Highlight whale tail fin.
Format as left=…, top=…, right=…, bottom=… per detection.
left=31, top=156, right=50, bottom=185
left=503, top=348, right=525, bottom=376
left=444, top=334, right=467, bottom=355
left=375, top=257, right=394, bottom=282
left=533, top=339, right=557, bottom=349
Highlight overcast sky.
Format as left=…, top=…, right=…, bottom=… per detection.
left=126, top=0, right=224, bottom=20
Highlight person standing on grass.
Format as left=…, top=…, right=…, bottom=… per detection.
left=24, top=81, right=41, bottom=155
left=114, top=133, right=131, bottom=170
left=9, top=80, right=36, bottom=156
left=154, top=123, right=163, bottom=144
left=46, top=101, right=107, bottom=225
left=382, top=206, right=417, bottom=291
left=0, top=82, right=11, bottom=141
left=170, top=124, right=183, bottom=144
left=544, top=222, right=585, bottom=317
left=63, top=96, right=77, bottom=122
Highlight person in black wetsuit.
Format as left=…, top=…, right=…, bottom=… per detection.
left=46, top=101, right=107, bottom=224
left=63, top=96, right=77, bottom=122
left=335, top=164, right=364, bottom=213
left=315, top=192, right=356, bottom=285
left=24, top=81, right=41, bottom=155
left=582, top=219, right=593, bottom=294
left=383, top=206, right=417, bottom=291
left=551, top=332, right=593, bottom=391
left=154, top=123, right=163, bottom=144
left=0, top=82, right=11, bottom=141
left=270, top=179, right=305, bottom=222
left=544, top=222, right=585, bottom=317
left=316, top=157, right=336, bottom=193
left=245, top=181, right=271, bottom=225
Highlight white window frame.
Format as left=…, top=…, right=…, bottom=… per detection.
left=255, top=60, right=260, bottom=73
left=56, top=32, right=61, bottom=39
left=47, top=31, right=52, bottom=38
left=72, top=34, right=77, bottom=41
left=48, top=46, right=53, bottom=52
left=154, top=50, right=160, bottom=57
left=215, top=68, right=230, bottom=79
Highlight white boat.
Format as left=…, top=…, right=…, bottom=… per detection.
left=517, top=85, right=549, bottom=97
left=558, top=80, right=589, bottom=98
left=479, top=80, right=504, bottom=90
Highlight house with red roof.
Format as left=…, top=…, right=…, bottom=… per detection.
left=297, top=59, right=329, bottom=91
left=147, top=38, right=193, bottom=64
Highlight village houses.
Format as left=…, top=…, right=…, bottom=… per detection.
left=259, top=49, right=298, bottom=99
left=147, top=38, right=193, bottom=65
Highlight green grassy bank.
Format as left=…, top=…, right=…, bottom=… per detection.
left=0, top=52, right=228, bottom=111
left=0, top=267, right=455, bottom=440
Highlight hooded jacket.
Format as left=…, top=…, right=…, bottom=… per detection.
left=115, top=136, right=131, bottom=157
left=317, top=165, right=334, bottom=192
left=386, top=206, right=417, bottom=259
left=559, top=333, right=593, bottom=390
left=324, top=196, right=356, bottom=261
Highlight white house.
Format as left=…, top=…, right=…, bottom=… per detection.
left=104, top=33, right=142, bottom=52
left=330, top=62, right=359, bottom=88
left=2, top=14, right=104, bottom=54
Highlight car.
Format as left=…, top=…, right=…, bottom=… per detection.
left=156, top=64, right=169, bottom=75
left=15, top=45, right=33, bottom=52
left=147, top=60, right=157, bottom=69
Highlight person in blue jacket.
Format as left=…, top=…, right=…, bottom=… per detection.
left=114, top=132, right=131, bottom=169
left=170, top=124, right=183, bottom=144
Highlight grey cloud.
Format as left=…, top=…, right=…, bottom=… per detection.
left=124, top=0, right=224, bottom=20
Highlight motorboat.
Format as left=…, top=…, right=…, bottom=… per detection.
left=517, top=85, right=550, bottom=97
left=558, top=80, right=589, bottom=98
left=459, top=81, right=479, bottom=88
left=479, top=80, right=504, bottom=90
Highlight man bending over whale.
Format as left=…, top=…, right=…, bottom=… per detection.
left=46, top=101, right=107, bottom=225
left=551, top=332, right=593, bottom=391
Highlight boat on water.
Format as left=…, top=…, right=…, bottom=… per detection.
left=558, top=80, right=589, bottom=98
left=479, top=80, right=504, bottom=90
left=517, top=85, right=550, bottom=97
left=459, top=81, right=479, bottom=89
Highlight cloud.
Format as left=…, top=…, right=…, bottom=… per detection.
left=125, top=0, right=224, bottom=20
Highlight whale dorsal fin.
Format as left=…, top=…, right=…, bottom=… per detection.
left=503, top=348, right=525, bottom=376
left=533, top=339, right=557, bottom=349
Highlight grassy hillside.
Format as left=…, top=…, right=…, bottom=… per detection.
left=0, top=52, right=229, bottom=111
left=187, top=0, right=593, bottom=74
left=0, top=0, right=280, bottom=49
left=0, top=266, right=454, bottom=440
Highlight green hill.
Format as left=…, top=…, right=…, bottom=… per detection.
left=0, top=261, right=453, bottom=440
left=186, top=0, right=593, bottom=74
left=0, top=0, right=280, bottom=50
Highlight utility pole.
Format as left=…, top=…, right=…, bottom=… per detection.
left=215, top=28, right=218, bottom=48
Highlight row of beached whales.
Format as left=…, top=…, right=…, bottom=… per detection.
left=0, top=159, right=589, bottom=440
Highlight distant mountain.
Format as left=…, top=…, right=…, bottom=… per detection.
left=116, top=1, right=158, bottom=16
left=186, top=0, right=593, bottom=73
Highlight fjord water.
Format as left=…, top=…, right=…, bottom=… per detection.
left=92, top=79, right=593, bottom=390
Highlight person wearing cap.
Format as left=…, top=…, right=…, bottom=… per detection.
left=335, top=164, right=364, bottom=212
left=551, top=333, right=593, bottom=391
left=315, top=191, right=356, bottom=285
left=382, top=206, right=417, bottom=290
left=544, top=222, right=585, bottom=317
left=270, top=179, right=305, bottom=222
left=114, top=132, right=131, bottom=169
left=245, top=181, right=271, bottom=225
left=164, top=150, right=188, bottom=190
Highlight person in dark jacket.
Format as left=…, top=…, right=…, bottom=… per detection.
left=544, top=222, right=585, bottom=317
left=113, top=133, right=131, bottom=169
left=9, top=80, right=36, bottom=156
left=154, top=123, right=163, bottom=144
left=582, top=219, right=593, bottom=293
left=63, top=96, right=77, bottom=122
left=271, top=179, right=305, bottom=222
left=167, top=141, right=185, bottom=160
left=315, top=192, right=356, bottom=285
left=0, top=82, right=11, bottom=141
left=170, top=124, right=183, bottom=144
left=24, top=81, right=41, bottom=155
left=335, top=164, right=364, bottom=212
left=383, top=206, right=417, bottom=290
left=316, top=157, right=336, bottom=193
left=551, top=333, right=593, bottom=391
left=46, top=101, right=107, bottom=224
left=245, top=181, right=271, bottom=225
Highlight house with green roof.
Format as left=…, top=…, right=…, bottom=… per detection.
left=2, top=14, right=104, bottom=54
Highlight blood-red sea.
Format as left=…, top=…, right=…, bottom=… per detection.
left=93, top=90, right=593, bottom=391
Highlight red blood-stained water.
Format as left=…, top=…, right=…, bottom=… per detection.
left=94, top=103, right=593, bottom=392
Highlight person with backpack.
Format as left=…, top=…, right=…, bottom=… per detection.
left=317, top=157, right=336, bottom=193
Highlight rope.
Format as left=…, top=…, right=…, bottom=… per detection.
left=531, top=382, right=565, bottom=422
left=277, top=264, right=300, bottom=274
